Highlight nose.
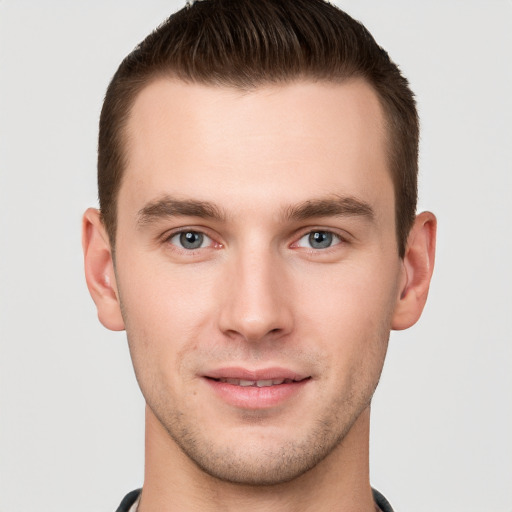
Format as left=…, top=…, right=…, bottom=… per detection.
left=217, top=245, right=294, bottom=344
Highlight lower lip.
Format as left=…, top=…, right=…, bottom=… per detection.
left=204, top=378, right=310, bottom=409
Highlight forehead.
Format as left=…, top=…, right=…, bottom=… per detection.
left=120, top=78, right=393, bottom=218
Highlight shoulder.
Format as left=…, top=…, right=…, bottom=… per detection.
left=372, top=488, right=395, bottom=512
left=115, top=489, right=141, bottom=512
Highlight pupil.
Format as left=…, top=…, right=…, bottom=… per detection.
left=180, top=231, right=203, bottom=249
left=309, top=231, right=332, bottom=249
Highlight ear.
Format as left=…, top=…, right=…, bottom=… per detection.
left=82, top=208, right=125, bottom=331
left=392, top=211, right=437, bottom=330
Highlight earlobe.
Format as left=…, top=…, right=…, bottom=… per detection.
left=82, top=208, right=125, bottom=331
left=391, top=211, right=437, bottom=330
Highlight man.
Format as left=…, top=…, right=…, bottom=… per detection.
left=82, top=0, right=436, bottom=510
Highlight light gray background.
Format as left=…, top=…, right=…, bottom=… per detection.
left=1, top=1, right=511, bottom=511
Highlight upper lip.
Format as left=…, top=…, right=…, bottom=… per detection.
left=203, top=367, right=309, bottom=382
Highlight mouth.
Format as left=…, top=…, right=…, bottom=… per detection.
left=209, top=377, right=302, bottom=387
left=202, top=368, right=311, bottom=409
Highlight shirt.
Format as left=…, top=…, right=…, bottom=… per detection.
left=115, top=487, right=395, bottom=511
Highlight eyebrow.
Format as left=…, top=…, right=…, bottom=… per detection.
left=137, top=196, right=226, bottom=226
left=136, top=194, right=374, bottom=227
left=283, top=195, right=375, bottom=221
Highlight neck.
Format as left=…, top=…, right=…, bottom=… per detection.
left=139, top=405, right=375, bottom=512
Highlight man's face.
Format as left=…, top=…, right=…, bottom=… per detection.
left=113, top=79, right=404, bottom=484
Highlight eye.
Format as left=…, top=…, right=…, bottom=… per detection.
left=168, top=230, right=212, bottom=250
left=295, top=230, right=342, bottom=249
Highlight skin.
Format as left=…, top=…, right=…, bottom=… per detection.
left=83, top=78, right=436, bottom=511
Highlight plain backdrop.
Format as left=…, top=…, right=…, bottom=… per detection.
left=1, top=1, right=511, bottom=511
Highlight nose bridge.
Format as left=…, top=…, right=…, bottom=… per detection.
left=218, top=239, right=292, bottom=342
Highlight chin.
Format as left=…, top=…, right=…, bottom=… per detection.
left=187, top=445, right=328, bottom=486
left=163, top=413, right=355, bottom=487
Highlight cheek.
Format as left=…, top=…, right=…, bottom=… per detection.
left=295, top=259, right=400, bottom=364
left=115, top=259, right=218, bottom=388
left=118, top=252, right=217, bottom=327
left=298, top=258, right=399, bottom=321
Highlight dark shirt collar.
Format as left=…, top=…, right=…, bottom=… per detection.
left=116, top=487, right=395, bottom=512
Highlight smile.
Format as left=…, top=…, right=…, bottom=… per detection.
left=203, top=369, right=311, bottom=409
left=213, top=378, right=298, bottom=387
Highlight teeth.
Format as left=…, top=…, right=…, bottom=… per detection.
left=218, top=378, right=289, bottom=387
left=256, top=380, right=273, bottom=387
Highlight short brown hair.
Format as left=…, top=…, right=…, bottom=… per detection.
left=98, top=0, right=418, bottom=257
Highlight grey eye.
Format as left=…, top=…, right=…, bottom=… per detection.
left=308, top=231, right=333, bottom=249
left=180, top=231, right=204, bottom=249
left=296, top=230, right=341, bottom=250
left=169, top=231, right=208, bottom=250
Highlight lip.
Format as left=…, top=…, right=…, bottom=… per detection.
left=202, top=367, right=311, bottom=410
left=204, top=367, right=308, bottom=382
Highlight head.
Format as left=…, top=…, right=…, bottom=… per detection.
left=98, top=0, right=418, bottom=258
left=84, top=0, right=436, bottom=491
